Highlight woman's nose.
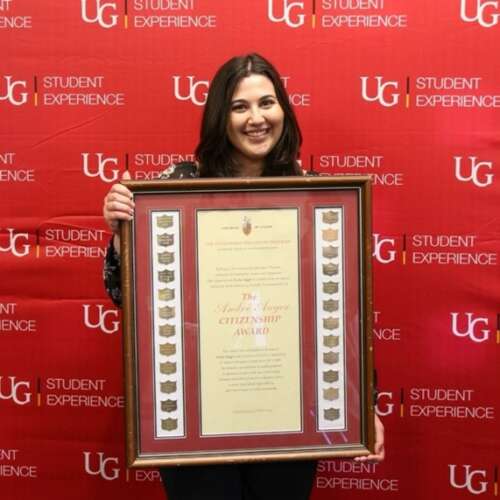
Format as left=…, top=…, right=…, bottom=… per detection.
left=248, top=107, right=265, bottom=124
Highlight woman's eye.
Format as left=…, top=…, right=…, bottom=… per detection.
left=261, top=99, right=275, bottom=108
left=231, top=103, right=246, bottom=112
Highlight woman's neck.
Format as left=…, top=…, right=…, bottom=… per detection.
left=233, top=154, right=264, bottom=178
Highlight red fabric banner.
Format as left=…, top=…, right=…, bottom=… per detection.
left=1, top=1, right=498, bottom=498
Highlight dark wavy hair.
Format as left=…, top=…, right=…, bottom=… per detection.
left=196, top=53, right=302, bottom=177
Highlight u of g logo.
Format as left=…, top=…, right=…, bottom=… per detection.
left=449, top=465, right=488, bottom=495
left=172, top=76, right=209, bottom=106
left=450, top=312, right=490, bottom=343
left=460, top=0, right=500, bottom=28
left=0, top=228, right=30, bottom=257
left=83, top=452, right=120, bottom=481
left=376, top=392, right=395, bottom=417
left=0, top=76, right=28, bottom=106
left=267, top=0, right=306, bottom=28
left=81, top=153, right=120, bottom=183
left=372, top=234, right=396, bottom=264
left=454, top=156, right=494, bottom=188
left=82, top=305, right=120, bottom=335
left=360, top=76, right=400, bottom=107
left=80, top=0, right=119, bottom=29
left=0, top=377, right=32, bottom=405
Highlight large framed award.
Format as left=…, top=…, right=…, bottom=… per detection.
left=120, top=175, right=374, bottom=467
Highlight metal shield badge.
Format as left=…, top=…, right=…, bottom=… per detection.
left=161, top=399, right=178, bottom=413
left=323, top=388, right=339, bottom=401
left=159, top=323, right=176, bottom=337
left=322, top=228, right=338, bottom=242
left=324, top=408, right=340, bottom=421
left=161, top=418, right=178, bottom=431
left=323, top=335, right=340, bottom=348
left=157, top=215, right=174, bottom=228
left=160, top=361, right=177, bottom=375
left=323, top=299, right=339, bottom=312
left=322, top=245, right=339, bottom=259
left=323, top=370, right=339, bottom=383
left=322, top=210, right=339, bottom=224
left=323, top=317, right=339, bottom=330
left=157, top=233, right=174, bottom=247
left=160, top=380, right=177, bottom=394
left=160, top=342, right=176, bottom=357
left=323, top=351, right=339, bottom=364
left=158, top=287, right=175, bottom=301
left=323, top=281, right=339, bottom=294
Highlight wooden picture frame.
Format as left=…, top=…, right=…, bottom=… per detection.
left=120, top=175, right=374, bottom=467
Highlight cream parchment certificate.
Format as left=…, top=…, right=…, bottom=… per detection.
left=196, top=209, right=302, bottom=436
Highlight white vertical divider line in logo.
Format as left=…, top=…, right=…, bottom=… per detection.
left=494, top=465, right=499, bottom=495
left=454, top=156, right=494, bottom=187
left=267, top=0, right=306, bottom=28
left=33, top=75, right=38, bottom=106
left=460, top=0, right=500, bottom=28
left=450, top=312, right=490, bottom=343
left=497, top=314, right=500, bottom=344
left=80, top=0, right=119, bottom=28
left=0, top=76, right=28, bottom=106
left=449, top=464, right=488, bottom=495
left=399, top=387, right=405, bottom=417
left=401, top=233, right=407, bottom=265
left=405, top=76, right=411, bottom=108
left=36, top=376, right=42, bottom=406
left=360, top=76, right=400, bottom=107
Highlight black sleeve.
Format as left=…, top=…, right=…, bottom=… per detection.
left=103, top=238, right=122, bottom=307
left=159, top=161, right=198, bottom=180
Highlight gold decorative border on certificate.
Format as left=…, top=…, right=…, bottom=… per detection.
left=151, top=211, right=184, bottom=438
left=314, top=208, right=346, bottom=431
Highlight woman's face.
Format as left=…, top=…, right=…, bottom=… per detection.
left=226, top=74, right=284, bottom=165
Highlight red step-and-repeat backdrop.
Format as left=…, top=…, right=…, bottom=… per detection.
left=1, top=1, right=499, bottom=498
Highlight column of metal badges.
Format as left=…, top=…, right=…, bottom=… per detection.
left=314, top=208, right=345, bottom=430
left=152, top=212, right=184, bottom=437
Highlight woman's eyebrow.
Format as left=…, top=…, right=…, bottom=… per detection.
left=231, top=94, right=276, bottom=103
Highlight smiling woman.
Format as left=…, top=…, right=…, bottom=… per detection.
left=196, top=53, right=303, bottom=178
left=102, top=53, right=384, bottom=500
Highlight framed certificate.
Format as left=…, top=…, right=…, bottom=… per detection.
left=120, top=175, right=374, bottom=467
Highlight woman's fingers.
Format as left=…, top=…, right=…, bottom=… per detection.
left=103, top=181, right=135, bottom=233
left=106, top=184, right=133, bottom=204
left=104, top=200, right=133, bottom=219
left=353, top=414, right=385, bottom=463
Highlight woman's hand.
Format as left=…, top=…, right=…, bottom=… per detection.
left=354, top=413, right=385, bottom=463
left=103, top=170, right=134, bottom=253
